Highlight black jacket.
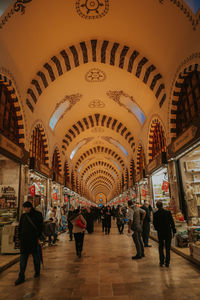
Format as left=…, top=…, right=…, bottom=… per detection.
left=153, top=208, right=176, bottom=238
left=19, top=209, right=43, bottom=253
left=141, top=205, right=151, bottom=223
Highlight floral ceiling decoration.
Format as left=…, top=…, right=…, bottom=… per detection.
left=106, top=90, right=146, bottom=124
left=49, top=93, right=82, bottom=131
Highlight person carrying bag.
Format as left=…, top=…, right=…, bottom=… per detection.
left=70, top=208, right=87, bottom=258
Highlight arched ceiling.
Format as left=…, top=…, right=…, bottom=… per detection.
left=0, top=0, right=199, bottom=203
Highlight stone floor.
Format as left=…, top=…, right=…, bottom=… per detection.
left=0, top=221, right=200, bottom=300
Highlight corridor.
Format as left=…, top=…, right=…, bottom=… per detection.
left=0, top=223, right=200, bottom=300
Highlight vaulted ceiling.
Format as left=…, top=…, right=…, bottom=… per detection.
left=0, top=0, right=199, bottom=202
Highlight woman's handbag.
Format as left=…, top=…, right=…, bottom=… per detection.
left=75, top=218, right=86, bottom=229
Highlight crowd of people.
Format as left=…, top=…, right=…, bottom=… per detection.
left=14, top=199, right=176, bottom=286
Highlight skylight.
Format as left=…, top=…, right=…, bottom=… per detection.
left=183, top=0, right=200, bottom=15
left=102, top=137, right=128, bottom=157
left=0, top=0, right=13, bottom=18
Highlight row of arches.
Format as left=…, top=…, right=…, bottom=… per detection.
left=1, top=64, right=200, bottom=198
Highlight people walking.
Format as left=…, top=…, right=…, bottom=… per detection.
left=141, top=201, right=152, bottom=247
left=116, top=206, right=125, bottom=234
left=15, top=201, right=43, bottom=285
left=70, top=207, right=87, bottom=258
left=127, top=200, right=146, bottom=259
left=104, top=206, right=112, bottom=235
left=153, top=201, right=176, bottom=267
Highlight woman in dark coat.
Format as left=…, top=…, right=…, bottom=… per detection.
left=85, top=207, right=94, bottom=234
left=104, top=206, right=112, bottom=235
left=116, top=206, right=125, bottom=234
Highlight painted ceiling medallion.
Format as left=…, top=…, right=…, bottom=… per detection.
left=89, top=99, right=105, bottom=108
left=85, top=68, right=106, bottom=82
left=76, top=0, right=109, bottom=19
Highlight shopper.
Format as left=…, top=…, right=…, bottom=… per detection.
left=100, top=206, right=106, bottom=232
left=70, top=207, right=87, bottom=258
left=141, top=201, right=152, bottom=247
left=67, top=205, right=75, bottom=241
left=127, top=200, right=146, bottom=259
left=15, top=201, right=43, bottom=285
left=153, top=201, right=176, bottom=267
left=85, top=207, right=94, bottom=234
left=104, top=206, right=112, bottom=235
left=116, top=206, right=125, bottom=234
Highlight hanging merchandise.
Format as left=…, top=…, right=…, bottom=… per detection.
left=141, top=189, right=147, bottom=197
left=151, top=167, right=170, bottom=208
left=29, top=185, right=35, bottom=196
left=162, top=180, right=169, bottom=192
left=52, top=193, right=58, bottom=200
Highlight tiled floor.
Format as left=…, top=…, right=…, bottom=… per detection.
left=0, top=221, right=200, bottom=300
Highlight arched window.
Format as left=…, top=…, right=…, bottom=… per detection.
left=151, top=123, right=166, bottom=160
left=176, top=70, right=200, bottom=137
left=30, top=126, right=47, bottom=164
left=0, top=83, right=20, bottom=144
left=52, top=149, right=61, bottom=175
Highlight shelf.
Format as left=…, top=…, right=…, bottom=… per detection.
left=186, top=170, right=200, bottom=173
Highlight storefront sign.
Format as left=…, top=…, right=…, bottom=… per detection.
left=0, top=133, right=29, bottom=164
left=146, top=152, right=167, bottom=174
left=30, top=158, right=51, bottom=177
left=172, top=126, right=197, bottom=153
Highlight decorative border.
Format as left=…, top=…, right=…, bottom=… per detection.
left=0, top=0, right=32, bottom=29
left=25, top=39, right=166, bottom=112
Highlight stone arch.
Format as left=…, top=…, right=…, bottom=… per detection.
left=52, top=146, right=62, bottom=175
left=75, top=145, right=125, bottom=170
left=25, top=39, right=166, bottom=112
left=136, top=142, right=146, bottom=175
left=62, top=113, right=135, bottom=152
left=85, top=170, right=116, bottom=185
left=148, top=117, right=166, bottom=162
left=29, top=122, right=49, bottom=166
left=81, top=160, right=119, bottom=179
left=0, top=73, right=25, bottom=146
left=169, top=63, right=200, bottom=141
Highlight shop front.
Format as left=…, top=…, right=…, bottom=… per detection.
left=167, top=122, right=200, bottom=263
left=0, top=133, right=29, bottom=254
left=51, top=173, right=64, bottom=207
left=29, top=158, right=51, bottom=218
left=135, top=172, right=150, bottom=204
left=146, top=152, right=171, bottom=209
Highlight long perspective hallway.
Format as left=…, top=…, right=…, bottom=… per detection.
left=0, top=222, right=200, bottom=300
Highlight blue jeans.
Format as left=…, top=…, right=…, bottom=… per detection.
left=19, top=251, right=40, bottom=279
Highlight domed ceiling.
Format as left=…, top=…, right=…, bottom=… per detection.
left=0, top=0, right=199, bottom=203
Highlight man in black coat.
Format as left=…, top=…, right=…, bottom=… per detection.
left=15, top=201, right=43, bottom=285
left=153, top=201, right=176, bottom=267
